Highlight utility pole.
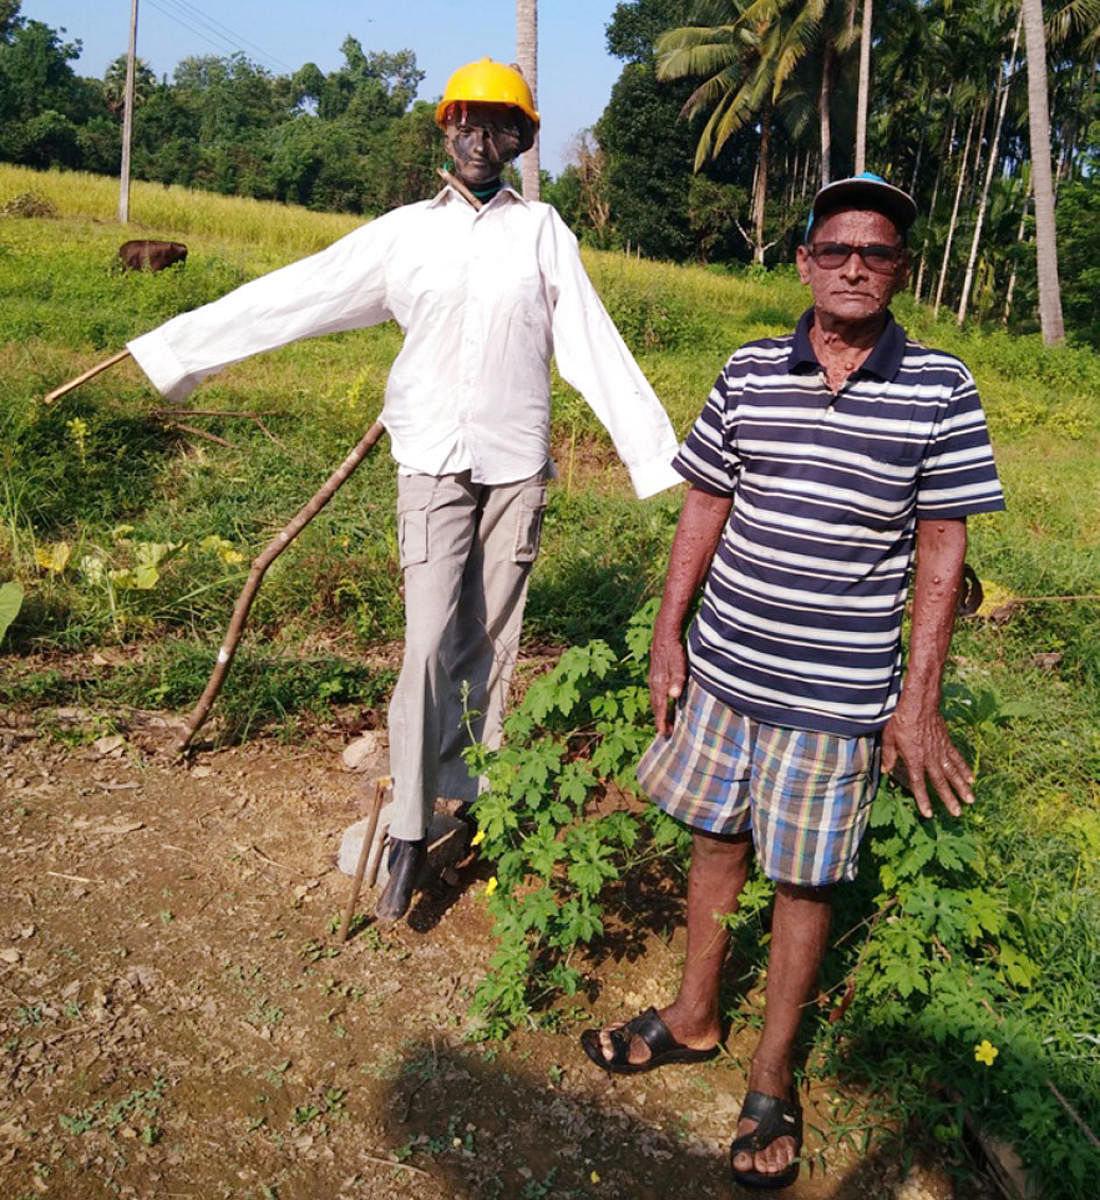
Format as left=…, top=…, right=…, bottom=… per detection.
left=118, top=0, right=139, bottom=224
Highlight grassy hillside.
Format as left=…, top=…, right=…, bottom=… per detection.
left=1, top=165, right=1097, bottom=1195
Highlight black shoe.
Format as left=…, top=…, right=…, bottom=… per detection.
left=375, top=837, right=426, bottom=926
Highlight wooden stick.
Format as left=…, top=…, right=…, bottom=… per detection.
left=338, top=776, right=389, bottom=943
left=436, top=168, right=484, bottom=210
left=44, top=349, right=132, bottom=404
left=175, top=418, right=387, bottom=753
left=1046, top=1079, right=1100, bottom=1148
left=165, top=422, right=235, bottom=448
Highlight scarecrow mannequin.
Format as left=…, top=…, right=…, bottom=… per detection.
left=123, top=58, right=681, bottom=925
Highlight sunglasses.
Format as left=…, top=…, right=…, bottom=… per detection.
left=807, top=242, right=905, bottom=274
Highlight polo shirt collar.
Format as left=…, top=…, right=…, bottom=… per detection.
left=788, top=308, right=907, bottom=382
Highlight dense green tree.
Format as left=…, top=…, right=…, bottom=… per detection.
left=103, top=53, right=155, bottom=118
left=1056, top=177, right=1100, bottom=346
left=0, top=13, right=102, bottom=166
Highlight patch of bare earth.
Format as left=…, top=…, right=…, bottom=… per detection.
left=0, top=712, right=998, bottom=1200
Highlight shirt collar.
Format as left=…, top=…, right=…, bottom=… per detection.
left=788, top=307, right=907, bottom=381
left=428, top=182, right=526, bottom=211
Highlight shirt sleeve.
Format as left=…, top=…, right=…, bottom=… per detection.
left=671, top=357, right=743, bottom=496
left=914, top=361, right=1005, bottom=519
left=127, top=214, right=398, bottom=403
left=539, top=209, right=681, bottom=499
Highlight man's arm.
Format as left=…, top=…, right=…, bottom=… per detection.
left=650, top=486, right=732, bottom=734
left=881, top=517, right=973, bottom=818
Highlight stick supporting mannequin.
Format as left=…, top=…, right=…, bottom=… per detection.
left=44, top=349, right=132, bottom=404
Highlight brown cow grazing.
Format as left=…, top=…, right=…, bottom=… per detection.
left=119, top=240, right=188, bottom=272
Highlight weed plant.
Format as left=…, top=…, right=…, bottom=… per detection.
left=464, top=606, right=1099, bottom=1198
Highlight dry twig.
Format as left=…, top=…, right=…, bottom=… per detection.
left=175, top=419, right=387, bottom=752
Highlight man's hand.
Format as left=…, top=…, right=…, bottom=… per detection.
left=886, top=517, right=973, bottom=818
left=649, top=623, right=687, bottom=735
left=881, top=700, right=974, bottom=818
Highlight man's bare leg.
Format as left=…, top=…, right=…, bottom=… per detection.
left=595, top=829, right=752, bottom=1065
left=732, top=881, right=832, bottom=1178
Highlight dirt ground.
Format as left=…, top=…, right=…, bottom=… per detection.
left=0, top=705, right=1000, bottom=1200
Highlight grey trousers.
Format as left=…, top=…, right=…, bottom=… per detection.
left=386, top=469, right=549, bottom=841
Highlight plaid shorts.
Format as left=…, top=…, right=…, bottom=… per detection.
left=636, top=678, right=881, bottom=886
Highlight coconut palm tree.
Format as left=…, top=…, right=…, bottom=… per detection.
left=854, top=0, right=871, bottom=172
left=517, top=0, right=539, bottom=200
left=1021, top=0, right=1065, bottom=343
left=656, top=0, right=858, bottom=185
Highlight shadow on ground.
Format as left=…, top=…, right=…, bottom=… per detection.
left=377, top=1035, right=989, bottom=1199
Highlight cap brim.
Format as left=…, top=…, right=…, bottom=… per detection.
left=811, top=178, right=917, bottom=234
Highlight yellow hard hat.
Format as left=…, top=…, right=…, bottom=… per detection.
left=435, top=58, right=540, bottom=150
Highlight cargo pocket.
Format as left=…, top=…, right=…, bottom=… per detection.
left=512, top=484, right=548, bottom=563
left=397, top=502, right=429, bottom=568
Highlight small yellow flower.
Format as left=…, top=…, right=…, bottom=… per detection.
left=470, top=828, right=485, bottom=846
left=590, top=1169, right=601, bottom=1183
left=484, top=876, right=498, bottom=897
left=974, top=1039, right=999, bottom=1066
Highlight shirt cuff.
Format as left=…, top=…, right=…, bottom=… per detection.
left=127, top=328, right=198, bottom=404
left=628, top=455, right=684, bottom=499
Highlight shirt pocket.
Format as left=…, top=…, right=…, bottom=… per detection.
left=512, top=484, right=549, bottom=563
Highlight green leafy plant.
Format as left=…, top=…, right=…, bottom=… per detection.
left=463, top=601, right=687, bottom=1037
left=0, top=579, right=22, bottom=643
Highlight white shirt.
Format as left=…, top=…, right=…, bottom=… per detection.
left=128, top=185, right=681, bottom=499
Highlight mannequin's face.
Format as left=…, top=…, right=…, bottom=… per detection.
left=444, top=102, right=522, bottom=189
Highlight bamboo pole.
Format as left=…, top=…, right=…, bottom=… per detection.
left=436, top=167, right=484, bottom=211
left=175, top=418, right=387, bottom=753
left=44, top=349, right=132, bottom=404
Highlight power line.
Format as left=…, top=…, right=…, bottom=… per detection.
left=143, top=0, right=295, bottom=73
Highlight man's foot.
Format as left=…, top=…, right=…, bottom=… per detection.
left=580, top=1006, right=720, bottom=1075
left=730, top=1084, right=802, bottom=1189
left=374, top=836, right=426, bottom=926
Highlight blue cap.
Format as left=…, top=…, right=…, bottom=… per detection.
left=804, top=172, right=918, bottom=241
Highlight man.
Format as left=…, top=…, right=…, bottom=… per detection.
left=125, top=58, right=680, bottom=925
left=580, top=174, right=1004, bottom=1189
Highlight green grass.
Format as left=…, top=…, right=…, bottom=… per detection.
left=1, top=163, right=1097, bottom=1195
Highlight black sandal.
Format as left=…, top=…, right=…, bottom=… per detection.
left=729, top=1089, right=803, bottom=1190
left=579, top=1007, right=719, bottom=1075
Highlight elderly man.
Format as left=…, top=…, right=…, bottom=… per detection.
left=125, top=58, right=680, bottom=925
left=580, top=174, right=1004, bottom=1189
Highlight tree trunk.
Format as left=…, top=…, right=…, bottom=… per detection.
left=913, top=121, right=949, bottom=303
left=753, top=110, right=771, bottom=264
left=958, top=14, right=1021, bottom=326
left=516, top=0, right=540, bottom=201
left=1002, top=177, right=1031, bottom=326
left=933, top=105, right=976, bottom=318
left=854, top=0, right=872, bottom=173
left=967, top=94, right=990, bottom=207
left=1022, top=0, right=1065, bottom=344
left=819, top=39, right=835, bottom=186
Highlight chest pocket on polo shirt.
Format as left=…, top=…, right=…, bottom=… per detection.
left=860, top=434, right=925, bottom=467
left=513, top=484, right=549, bottom=563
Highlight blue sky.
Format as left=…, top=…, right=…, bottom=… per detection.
left=18, top=1, right=628, bottom=175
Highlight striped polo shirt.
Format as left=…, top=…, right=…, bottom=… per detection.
left=674, top=309, right=1005, bottom=737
